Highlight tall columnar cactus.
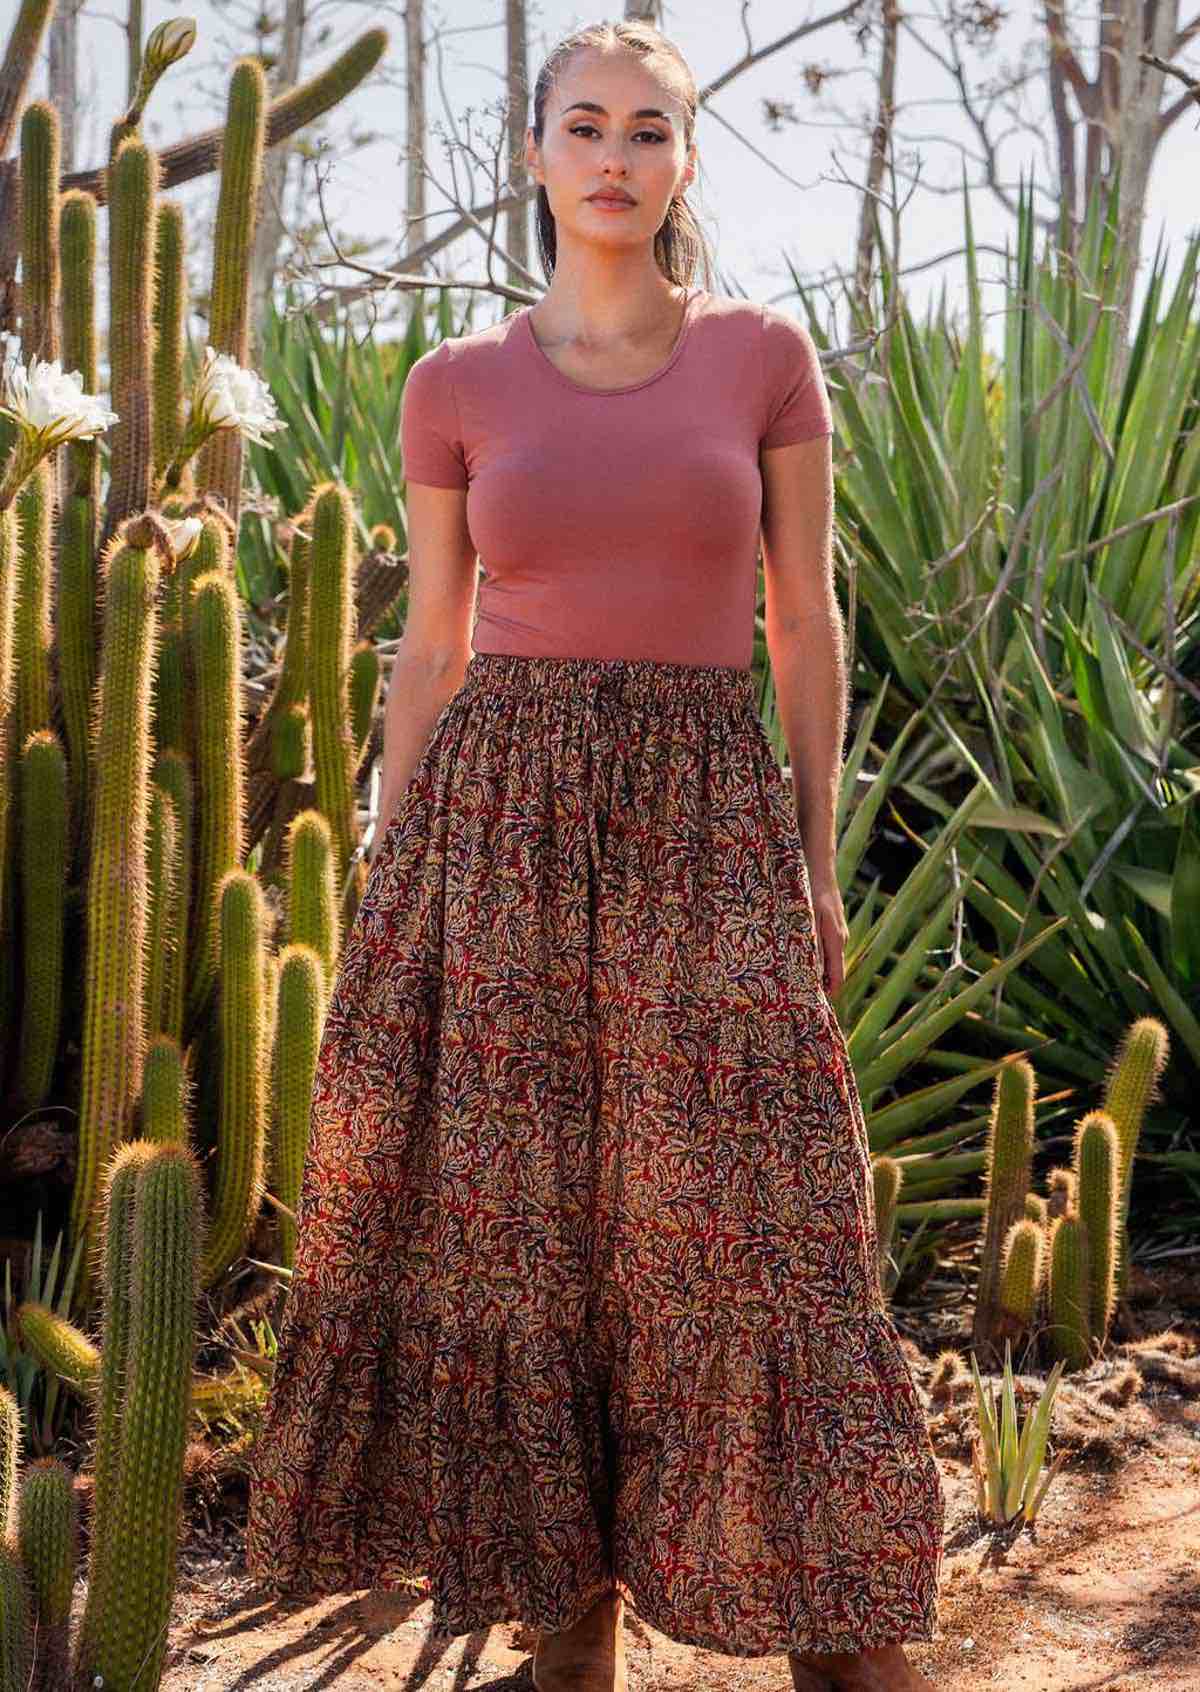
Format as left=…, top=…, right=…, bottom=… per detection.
left=184, top=565, right=246, bottom=1033
left=59, top=190, right=100, bottom=506
left=308, top=481, right=366, bottom=911
left=997, top=1216, right=1045, bottom=1336
left=195, top=58, right=267, bottom=523
left=972, top=1057, right=1036, bottom=1367
left=73, top=1141, right=203, bottom=1692
left=349, top=640, right=382, bottom=766
left=1047, top=1211, right=1093, bottom=1372
left=1073, top=1110, right=1119, bottom=1349
left=102, top=137, right=158, bottom=547
left=151, top=749, right=193, bottom=1044
left=272, top=942, right=325, bottom=1269
left=202, top=870, right=267, bottom=1286
left=151, top=198, right=189, bottom=484
left=0, top=1542, right=34, bottom=1692
left=19, top=100, right=59, bottom=364
left=71, top=517, right=171, bottom=1314
left=13, top=458, right=52, bottom=751
left=1103, top=1017, right=1169, bottom=1298
left=286, top=809, right=339, bottom=991
left=57, top=491, right=99, bottom=854
left=871, top=1155, right=901, bottom=1299
left=0, top=509, right=17, bottom=1018
left=17, top=728, right=67, bottom=1108
left=140, top=1036, right=190, bottom=1145
left=17, top=1456, right=77, bottom=1692
left=144, top=782, right=180, bottom=1041
left=0, top=1382, right=18, bottom=1535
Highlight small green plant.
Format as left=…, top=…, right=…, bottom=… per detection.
left=969, top=1337, right=1068, bottom=1527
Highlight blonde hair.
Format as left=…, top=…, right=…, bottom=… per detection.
left=530, top=20, right=715, bottom=291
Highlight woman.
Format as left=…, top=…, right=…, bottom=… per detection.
left=245, top=19, right=944, bottom=1692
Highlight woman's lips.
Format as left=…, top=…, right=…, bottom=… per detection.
left=589, top=195, right=635, bottom=211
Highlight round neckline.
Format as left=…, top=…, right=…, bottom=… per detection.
left=521, top=288, right=702, bottom=396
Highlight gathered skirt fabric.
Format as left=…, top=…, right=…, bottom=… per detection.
left=244, top=651, right=945, bottom=1656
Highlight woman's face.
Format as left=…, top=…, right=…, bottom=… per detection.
left=528, top=47, right=695, bottom=253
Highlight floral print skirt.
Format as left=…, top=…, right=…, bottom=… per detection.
left=244, top=651, right=945, bottom=1657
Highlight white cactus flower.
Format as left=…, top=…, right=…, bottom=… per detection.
left=192, top=347, right=284, bottom=446
left=163, top=516, right=204, bottom=560
left=0, top=354, right=118, bottom=508
left=0, top=354, right=118, bottom=445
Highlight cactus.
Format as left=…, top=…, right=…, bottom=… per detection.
left=272, top=943, right=326, bottom=1268
left=152, top=750, right=194, bottom=1044
left=102, top=137, right=158, bottom=547
left=0, top=1540, right=35, bottom=1692
left=56, top=492, right=99, bottom=853
left=308, top=481, right=366, bottom=911
left=997, top=1216, right=1044, bottom=1335
left=1047, top=1212, right=1093, bottom=1372
left=71, top=517, right=171, bottom=1314
left=972, top=1058, right=1036, bottom=1368
left=60, top=190, right=100, bottom=505
left=1073, top=1110, right=1119, bottom=1349
left=201, top=871, right=268, bottom=1286
left=19, top=100, right=59, bottom=365
left=184, top=566, right=246, bottom=1033
left=0, top=1383, right=18, bottom=1535
left=13, top=458, right=52, bottom=751
left=17, top=728, right=67, bottom=1108
left=1103, top=1017, right=1169, bottom=1299
left=73, top=1141, right=203, bottom=1692
left=871, top=1154, right=902, bottom=1300
left=13, top=1302, right=100, bottom=1396
left=286, top=810, right=339, bottom=992
left=144, top=785, right=181, bottom=1041
left=195, top=58, right=267, bottom=523
left=17, top=1457, right=77, bottom=1692
left=349, top=639, right=383, bottom=766
left=152, top=199, right=189, bottom=484
left=1023, top=1191, right=1047, bottom=1226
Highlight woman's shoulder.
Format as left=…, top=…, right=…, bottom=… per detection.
left=411, top=307, right=525, bottom=379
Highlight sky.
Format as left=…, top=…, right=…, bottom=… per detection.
left=21, top=0, right=1200, bottom=349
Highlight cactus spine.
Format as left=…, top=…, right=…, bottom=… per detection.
left=103, top=137, right=158, bottom=546
left=972, top=1058, right=1035, bottom=1367
left=19, top=100, right=59, bottom=364
left=196, top=58, right=267, bottom=523
left=17, top=729, right=67, bottom=1107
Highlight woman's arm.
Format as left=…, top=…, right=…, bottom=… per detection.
left=370, top=480, right=478, bottom=863
left=759, top=430, right=850, bottom=993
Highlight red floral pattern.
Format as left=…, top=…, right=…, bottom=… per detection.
left=245, top=652, right=945, bottom=1656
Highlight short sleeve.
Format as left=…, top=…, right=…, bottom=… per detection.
left=400, top=339, right=468, bottom=488
left=760, top=306, right=833, bottom=449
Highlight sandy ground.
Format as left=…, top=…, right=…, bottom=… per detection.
left=67, top=1264, right=1200, bottom=1690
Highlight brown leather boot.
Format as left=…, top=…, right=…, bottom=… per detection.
left=789, top=1644, right=934, bottom=1690
left=787, top=1653, right=835, bottom=1691
left=532, top=1589, right=628, bottom=1692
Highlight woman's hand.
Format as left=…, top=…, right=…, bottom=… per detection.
left=807, top=868, right=850, bottom=997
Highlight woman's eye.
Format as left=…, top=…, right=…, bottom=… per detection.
left=568, top=124, right=666, bottom=144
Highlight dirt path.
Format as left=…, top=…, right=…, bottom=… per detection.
left=145, top=1326, right=1200, bottom=1692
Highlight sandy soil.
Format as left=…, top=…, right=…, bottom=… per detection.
left=72, top=1262, right=1200, bottom=1691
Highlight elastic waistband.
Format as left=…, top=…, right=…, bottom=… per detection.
left=458, top=650, right=758, bottom=712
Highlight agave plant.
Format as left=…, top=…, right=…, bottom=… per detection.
left=969, top=1337, right=1068, bottom=1526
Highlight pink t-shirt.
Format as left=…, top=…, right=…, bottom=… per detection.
left=399, top=288, right=832, bottom=670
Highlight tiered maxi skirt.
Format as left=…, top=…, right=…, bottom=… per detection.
left=244, top=651, right=946, bottom=1657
